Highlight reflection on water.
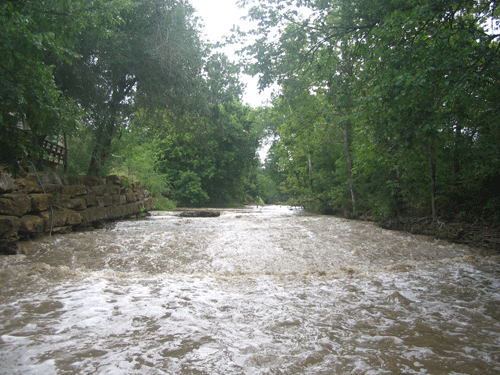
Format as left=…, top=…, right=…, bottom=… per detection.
left=1, top=206, right=499, bottom=374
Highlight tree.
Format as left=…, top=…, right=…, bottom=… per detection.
left=359, top=0, right=500, bottom=220
left=0, top=0, right=126, bottom=174
left=239, top=0, right=500, bottom=222
left=109, top=109, right=171, bottom=198
left=55, top=0, right=205, bottom=176
left=102, top=45, right=263, bottom=207
left=239, top=0, right=366, bottom=214
left=155, top=100, right=261, bottom=206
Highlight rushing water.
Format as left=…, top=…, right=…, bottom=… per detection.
left=1, top=206, right=499, bottom=374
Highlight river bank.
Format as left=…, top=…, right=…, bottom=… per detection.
left=0, top=172, right=154, bottom=254
left=378, top=216, right=500, bottom=254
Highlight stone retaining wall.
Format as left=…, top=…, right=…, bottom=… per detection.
left=0, top=172, right=154, bottom=254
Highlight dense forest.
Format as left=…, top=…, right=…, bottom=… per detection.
left=248, top=0, right=500, bottom=226
left=1, top=0, right=264, bottom=208
left=1, top=0, right=499, bottom=227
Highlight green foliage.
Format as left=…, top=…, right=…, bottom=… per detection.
left=99, top=54, right=263, bottom=208
left=174, top=170, right=210, bottom=207
left=1, top=0, right=267, bottom=209
left=6, top=0, right=498, bottom=222
left=54, top=0, right=206, bottom=177
left=65, top=126, right=95, bottom=175
left=242, top=0, right=500, bottom=222
left=0, top=0, right=124, bottom=174
left=154, top=100, right=262, bottom=207
left=153, top=196, right=177, bottom=211
left=112, top=142, right=170, bottom=198
left=99, top=108, right=172, bottom=205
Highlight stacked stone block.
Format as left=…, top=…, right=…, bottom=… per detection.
left=0, top=172, right=154, bottom=254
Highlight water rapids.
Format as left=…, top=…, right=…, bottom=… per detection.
left=1, top=205, right=499, bottom=374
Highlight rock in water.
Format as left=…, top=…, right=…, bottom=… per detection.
left=178, top=210, right=220, bottom=218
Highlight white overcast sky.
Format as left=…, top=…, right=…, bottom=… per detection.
left=189, top=0, right=274, bottom=107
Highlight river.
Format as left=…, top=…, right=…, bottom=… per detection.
left=1, top=206, right=499, bottom=374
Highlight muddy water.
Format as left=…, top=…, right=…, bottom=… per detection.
left=1, top=206, right=499, bottom=374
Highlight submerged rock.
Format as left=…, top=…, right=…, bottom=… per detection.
left=0, top=239, right=17, bottom=255
left=178, top=210, right=220, bottom=218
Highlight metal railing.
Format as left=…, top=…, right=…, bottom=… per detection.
left=40, top=138, right=67, bottom=166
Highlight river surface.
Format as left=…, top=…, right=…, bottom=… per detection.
left=1, top=206, right=499, bottom=374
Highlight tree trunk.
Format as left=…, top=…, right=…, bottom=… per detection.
left=452, top=121, right=461, bottom=177
left=428, top=137, right=437, bottom=221
left=341, top=123, right=356, bottom=216
left=63, top=132, right=68, bottom=172
left=308, top=154, right=313, bottom=189
left=87, top=77, right=136, bottom=176
left=87, top=119, right=115, bottom=176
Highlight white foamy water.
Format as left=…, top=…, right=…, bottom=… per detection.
left=1, top=206, right=499, bottom=374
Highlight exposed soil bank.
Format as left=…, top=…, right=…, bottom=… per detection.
left=379, top=217, right=500, bottom=253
